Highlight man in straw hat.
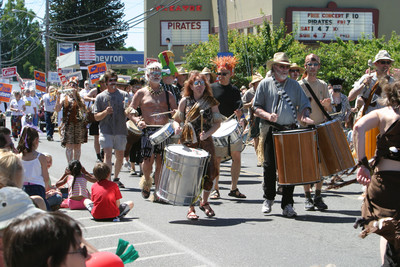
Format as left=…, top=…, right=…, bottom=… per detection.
left=210, top=56, right=247, bottom=199
left=298, top=53, right=332, bottom=211
left=289, top=63, right=304, bottom=81
left=348, top=50, right=394, bottom=113
left=253, top=52, right=314, bottom=217
left=243, top=73, right=263, bottom=166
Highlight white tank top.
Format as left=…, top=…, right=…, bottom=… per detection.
left=22, top=153, right=45, bottom=187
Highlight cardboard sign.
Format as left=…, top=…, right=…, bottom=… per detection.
left=48, top=72, right=61, bottom=83
left=87, top=62, right=107, bottom=84
left=0, top=83, right=12, bottom=103
left=34, top=70, right=46, bottom=92
left=2, top=66, right=17, bottom=78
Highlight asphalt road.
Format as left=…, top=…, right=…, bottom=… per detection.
left=34, top=129, right=380, bottom=267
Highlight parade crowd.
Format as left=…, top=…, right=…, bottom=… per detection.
left=0, top=49, right=399, bottom=266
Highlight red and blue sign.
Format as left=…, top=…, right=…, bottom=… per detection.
left=88, top=62, right=107, bottom=84
left=34, top=70, right=46, bottom=92
left=0, top=83, right=12, bottom=103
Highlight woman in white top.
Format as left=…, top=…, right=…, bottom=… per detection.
left=9, top=91, right=25, bottom=139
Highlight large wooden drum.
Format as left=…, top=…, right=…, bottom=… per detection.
left=273, top=128, right=320, bottom=185
left=316, top=120, right=355, bottom=176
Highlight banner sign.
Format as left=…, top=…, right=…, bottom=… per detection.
left=87, top=62, right=107, bottom=84
left=2, top=66, right=17, bottom=78
left=0, top=83, right=12, bottom=103
left=34, top=70, right=46, bottom=92
left=48, top=72, right=61, bottom=83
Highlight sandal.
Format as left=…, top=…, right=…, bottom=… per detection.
left=141, top=189, right=150, bottom=199
left=199, top=202, right=215, bottom=217
left=210, top=189, right=220, bottom=199
left=187, top=209, right=199, bottom=220
left=228, top=188, right=246, bottom=198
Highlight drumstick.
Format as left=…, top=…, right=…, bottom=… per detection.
left=200, top=109, right=204, bottom=133
left=150, top=110, right=174, bottom=117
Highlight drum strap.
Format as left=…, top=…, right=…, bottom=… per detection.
left=302, top=79, right=333, bottom=121
left=165, top=90, right=171, bottom=118
left=272, top=75, right=298, bottom=125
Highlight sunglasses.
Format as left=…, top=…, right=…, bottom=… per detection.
left=289, top=69, right=300, bottom=73
left=306, top=63, right=319, bottom=67
left=68, top=245, right=88, bottom=258
left=193, top=80, right=205, bottom=86
left=276, top=64, right=290, bottom=70
left=378, top=60, right=392, bottom=65
left=150, top=71, right=162, bottom=76
left=217, top=72, right=229, bottom=76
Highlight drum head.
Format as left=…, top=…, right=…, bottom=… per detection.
left=126, top=120, right=141, bottom=134
left=166, top=144, right=209, bottom=158
left=152, top=122, right=172, bottom=138
left=273, top=128, right=316, bottom=135
left=212, top=119, right=238, bottom=138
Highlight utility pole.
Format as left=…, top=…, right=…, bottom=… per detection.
left=217, top=0, right=228, bottom=53
left=45, top=0, right=50, bottom=85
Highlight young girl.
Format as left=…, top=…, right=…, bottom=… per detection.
left=17, top=126, right=50, bottom=210
left=56, top=160, right=97, bottom=210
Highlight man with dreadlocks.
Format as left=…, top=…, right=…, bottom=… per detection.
left=210, top=56, right=247, bottom=199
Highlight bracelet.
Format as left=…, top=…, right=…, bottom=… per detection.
left=357, top=157, right=371, bottom=171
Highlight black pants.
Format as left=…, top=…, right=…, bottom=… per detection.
left=263, top=126, right=294, bottom=209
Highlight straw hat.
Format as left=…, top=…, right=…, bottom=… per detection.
left=373, top=50, right=394, bottom=63
left=266, top=52, right=291, bottom=69
left=200, top=67, right=212, bottom=75
left=289, top=63, right=305, bottom=75
left=177, top=67, right=189, bottom=75
left=250, top=73, right=263, bottom=85
left=116, top=78, right=129, bottom=86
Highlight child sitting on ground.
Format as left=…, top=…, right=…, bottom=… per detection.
left=84, top=162, right=134, bottom=221
left=56, top=160, right=97, bottom=210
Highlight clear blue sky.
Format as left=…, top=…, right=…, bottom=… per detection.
left=24, top=0, right=145, bottom=51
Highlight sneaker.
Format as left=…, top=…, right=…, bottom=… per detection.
left=113, top=217, right=120, bottom=222
left=47, top=136, right=52, bottom=141
left=262, top=199, right=274, bottom=213
left=304, top=198, right=315, bottom=211
left=282, top=204, right=297, bottom=218
left=113, top=178, right=125, bottom=188
left=314, top=196, right=328, bottom=210
left=119, top=205, right=131, bottom=218
left=123, top=161, right=131, bottom=171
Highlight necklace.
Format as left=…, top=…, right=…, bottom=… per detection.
left=147, top=86, right=164, bottom=96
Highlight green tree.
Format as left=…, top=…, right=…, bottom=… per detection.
left=49, top=0, right=128, bottom=69
left=0, top=0, right=45, bottom=78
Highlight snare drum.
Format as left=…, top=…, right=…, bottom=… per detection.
left=273, top=128, right=320, bottom=185
left=149, top=122, right=174, bottom=145
left=212, top=119, right=242, bottom=147
left=316, top=119, right=355, bottom=176
left=156, top=144, right=210, bottom=206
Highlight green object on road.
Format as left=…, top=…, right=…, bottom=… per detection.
left=116, top=238, right=139, bottom=264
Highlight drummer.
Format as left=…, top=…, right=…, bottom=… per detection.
left=173, top=71, right=223, bottom=220
left=253, top=52, right=314, bottom=217
left=298, top=53, right=332, bottom=212
left=210, top=56, right=247, bottom=199
left=128, top=62, right=177, bottom=199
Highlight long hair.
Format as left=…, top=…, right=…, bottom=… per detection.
left=182, top=71, right=213, bottom=98
left=17, top=126, right=39, bottom=154
left=380, top=80, right=400, bottom=107
left=68, top=160, right=83, bottom=190
left=0, top=151, right=24, bottom=188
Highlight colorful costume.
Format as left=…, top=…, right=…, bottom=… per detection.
left=60, top=99, right=88, bottom=147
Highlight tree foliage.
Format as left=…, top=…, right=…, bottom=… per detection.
left=0, top=0, right=45, bottom=77
left=183, top=19, right=400, bottom=95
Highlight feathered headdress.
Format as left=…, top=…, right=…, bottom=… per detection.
left=212, top=56, right=238, bottom=74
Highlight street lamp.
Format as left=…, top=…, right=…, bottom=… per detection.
left=12, top=2, right=50, bottom=85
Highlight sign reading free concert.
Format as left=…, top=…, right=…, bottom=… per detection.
left=286, top=2, right=379, bottom=42
left=160, top=20, right=209, bottom=46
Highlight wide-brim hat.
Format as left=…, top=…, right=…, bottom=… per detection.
left=116, top=78, right=129, bottom=86
left=200, top=67, right=212, bottom=75
left=266, top=52, right=291, bottom=69
left=289, top=63, right=305, bottom=75
left=177, top=67, right=189, bottom=75
left=250, top=73, right=263, bottom=85
left=0, top=187, right=44, bottom=230
left=373, top=50, right=394, bottom=63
